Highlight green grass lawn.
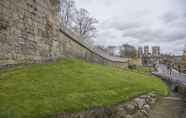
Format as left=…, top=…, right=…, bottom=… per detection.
left=0, top=58, right=168, bottom=118
left=130, top=66, right=154, bottom=75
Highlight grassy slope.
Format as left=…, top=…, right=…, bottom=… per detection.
left=130, top=66, right=154, bottom=75
left=0, top=59, right=168, bottom=118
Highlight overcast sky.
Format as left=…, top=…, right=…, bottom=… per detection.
left=75, top=0, right=186, bottom=55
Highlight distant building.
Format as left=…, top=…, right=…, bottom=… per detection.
left=119, top=44, right=137, bottom=58
left=152, top=46, right=160, bottom=57
left=181, top=43, right=186, bottom=73
left=183, top=43, right=186, bottom=65
left=138, top=47, right=143, bottom=58
left=160, top=54, right=173, bottom=64
left=171, top=55, right=186, bottom=73
left=141, top=46, right=161, bottom=67
left=160, top=43, right=186, bottom=73
left=95, top=45, right=107, bottom=52
left=144, top=46, right=150, bottom=56
left=174, top=56, right=183, bottom=64
left=106, top=46, right=116, bottom=56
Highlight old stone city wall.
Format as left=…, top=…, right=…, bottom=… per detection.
left=0, top=0, right=128, bottom=68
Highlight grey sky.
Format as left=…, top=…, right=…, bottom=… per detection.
left=75, top=0, right=186, bottom=55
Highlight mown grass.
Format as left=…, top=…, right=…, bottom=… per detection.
left=0, top=58, right=168, bottom=118
left=130, top=66, right=154, bottom=75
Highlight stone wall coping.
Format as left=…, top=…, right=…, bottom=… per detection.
left=59, top=28, right=129, bottom=63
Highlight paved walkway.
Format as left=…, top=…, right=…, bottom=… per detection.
left=153, top=64, right=186, bottom=85
left=149, top=96, right=184, bottom=118
left=150, top=64, right=186, bottom=118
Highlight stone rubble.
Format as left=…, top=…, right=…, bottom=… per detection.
left=55, top=92, right=158, bottom=118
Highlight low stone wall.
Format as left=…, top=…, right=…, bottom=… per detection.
left=129, top=58, right=142, bottom=66
left=52, top=93, right=158, bottom=118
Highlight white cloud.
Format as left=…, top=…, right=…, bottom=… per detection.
left=75, top=0, right=186, bottom=55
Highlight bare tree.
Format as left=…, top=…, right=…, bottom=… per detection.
left=59, top=1, right=98, bottom=45
left=106, top=46, right=116, bottom=56
left=60, top=0, right=75, bottom=28
left=73, top=8, right=98, bottom=40
left=119, top=44, right=137, bottom=58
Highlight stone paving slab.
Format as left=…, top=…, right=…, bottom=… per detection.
left=149, top=97, right=184, bottom=118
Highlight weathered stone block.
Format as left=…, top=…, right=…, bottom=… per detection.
left=123, top=103, right=137, bottom=114
left=134, top=98, right=146, bottom=109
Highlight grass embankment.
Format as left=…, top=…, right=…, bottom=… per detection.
left=0, top=58, right=168, bottom=118
left=131, top=66, right=154, bottom=75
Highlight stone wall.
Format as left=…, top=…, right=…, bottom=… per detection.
left=0, top=0, right=60, bottom=64
left=129, top=58, right=142, bottom=66
left=0, top=0, right=128, bottom=68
